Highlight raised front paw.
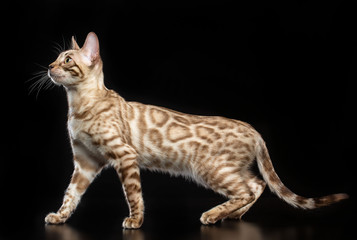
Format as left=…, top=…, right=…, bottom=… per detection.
left=44, top=212, right=67, bottom=224
left=122, top=215, right=143, bottom=229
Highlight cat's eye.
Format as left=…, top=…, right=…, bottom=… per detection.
left=64, top=57, right=72, bottom=64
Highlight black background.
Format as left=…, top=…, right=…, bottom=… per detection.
left=2, top=0, right=356, bottom=239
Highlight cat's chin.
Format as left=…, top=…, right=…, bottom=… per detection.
left=49, top=77, right=63, bottom=86
left=49, top=75, right=67, bottom=86
left=47, top=70, right=62, bottom=85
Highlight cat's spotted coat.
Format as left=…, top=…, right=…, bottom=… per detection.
left=44, top=32, right=348, bottom=229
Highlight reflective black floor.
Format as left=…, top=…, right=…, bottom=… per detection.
left=18, top=194, right=354, bottom=240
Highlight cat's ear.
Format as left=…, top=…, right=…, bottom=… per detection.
left=71, top=36, right=80, bottom=50
left=80, top=32, right=100, bottom=63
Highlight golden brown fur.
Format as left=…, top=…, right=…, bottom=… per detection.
left=44, top=32, right=348, bottom=229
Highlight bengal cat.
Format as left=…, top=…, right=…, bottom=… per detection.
left=43, top=32, right=348, bottom=229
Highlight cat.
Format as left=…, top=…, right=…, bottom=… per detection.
left=43, top=32, right=348, bottom=229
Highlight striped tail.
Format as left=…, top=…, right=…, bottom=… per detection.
left=255, top=138, right=348, bottom=209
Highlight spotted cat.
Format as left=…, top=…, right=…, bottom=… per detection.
left=43, top=32, right=348, bottom=229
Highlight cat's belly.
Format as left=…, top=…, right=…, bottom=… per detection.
left=136, top=148, right=210, bottom=188
left=137, top=147, right=190, bottom=173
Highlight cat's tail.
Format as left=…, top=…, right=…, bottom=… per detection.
left=255, top=137, right=348, bottom=209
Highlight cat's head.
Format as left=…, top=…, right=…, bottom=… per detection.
left=48, top=32, right=103, bottom=88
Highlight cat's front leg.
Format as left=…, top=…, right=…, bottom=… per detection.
left=45, top=157, right=101, bottom=224
left=109, top=144, right=144, bottom=229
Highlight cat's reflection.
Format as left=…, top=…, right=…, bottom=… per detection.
left=45, top=220, right=262, bottom=240
left=123, top=229, right=145, bottom=240
left=45, top=224, right=144, bottom=240
left=45, top=224, right=92, bottom=240
left=200, top=220, right=263, bottom=240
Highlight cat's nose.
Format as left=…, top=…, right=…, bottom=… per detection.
left=49, top=64, right=55, bottom=69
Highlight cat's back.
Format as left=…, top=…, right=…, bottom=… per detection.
left=126, top=101, right=260, bottom=143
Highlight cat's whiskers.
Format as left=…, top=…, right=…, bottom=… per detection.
left=27, top=68, right=54, bottom=98
left=51, top=40, right=66, bottom=55
left=28, top=39, right=72, bottom=98
left=33, top=62, right=49, bottom=70
left=26, top=71, right=47, bottom=82
left=44, top=77, right=56, bottom=90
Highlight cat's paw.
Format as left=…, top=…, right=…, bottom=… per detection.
left=200, top=211, right=220, bottom=225
left=122, top=216, right=143, bottom=229
left=45, top=212, right=67, bottom=224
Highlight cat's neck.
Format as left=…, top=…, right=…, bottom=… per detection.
left=65, top=72, right=107, bottom=116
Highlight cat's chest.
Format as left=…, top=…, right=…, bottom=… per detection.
left=68, top=117, right=90, bottom=141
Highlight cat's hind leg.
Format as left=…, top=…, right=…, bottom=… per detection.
left=200, top=179, right=255, bottom=225
left=200, top=192, right=255, bottom=225
left=226, top=176, right=266, bottom=220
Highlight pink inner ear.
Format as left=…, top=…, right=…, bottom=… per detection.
left=81, top=32, right=100, bottom=62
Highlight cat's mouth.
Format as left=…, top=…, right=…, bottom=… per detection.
left=48, top=70, right=64, bottom=85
